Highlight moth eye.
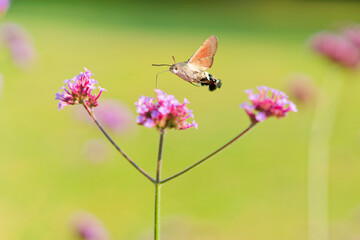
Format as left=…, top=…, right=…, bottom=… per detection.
left=174, top=67, right=178, bottom=71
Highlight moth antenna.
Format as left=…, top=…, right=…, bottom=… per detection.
left=152, top=64, right=172, bottom=66
left=172, top=56, right=176, bottom=64
left=155, top=69, right=170, bottom=89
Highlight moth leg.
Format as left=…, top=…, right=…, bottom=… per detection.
left=188, top=81, right=200, bottom=87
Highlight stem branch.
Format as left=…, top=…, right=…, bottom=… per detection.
left=160, top=123, right=257, bottom=184
left=154, top=131, right=165, bottom=240
left=82, top=104, right=155, bottom=184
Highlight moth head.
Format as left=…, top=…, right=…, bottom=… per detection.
left=170, top=62, right=184, bottom=74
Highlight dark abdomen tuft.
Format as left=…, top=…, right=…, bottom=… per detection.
left=200, top=73, right=222, bottom=91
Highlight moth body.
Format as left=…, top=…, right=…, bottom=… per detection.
left=170, top=62, right=221, bottom=91
left=154, top=35, right=222, bottom=91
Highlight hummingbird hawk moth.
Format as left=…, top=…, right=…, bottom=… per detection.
left=153, top=35, right=222, bottom=91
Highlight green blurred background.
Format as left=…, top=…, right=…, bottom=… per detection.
left=1, top=0, right=360, bottom=239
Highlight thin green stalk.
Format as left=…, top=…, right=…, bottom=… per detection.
left=154, top=184, right=161, bottom=240
left=307, top=70, right=344, bottom=240
left=160, top=123, right=257, bottom=184
left=82, top=104, right=155, bottom=184
left=155, top=131, right=165, bottom=240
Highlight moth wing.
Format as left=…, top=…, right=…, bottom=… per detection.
left=187, top=35, right=218, bottom=71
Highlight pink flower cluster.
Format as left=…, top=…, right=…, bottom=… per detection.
left=311, top=32, right=360, bottom=69
left=240, top=86, right=297, bottom=123
left=135, top=89, right=198, bottom=131
left=55, top=68, right=106, bottom=110
left=0, top=0, right=9, bottom=15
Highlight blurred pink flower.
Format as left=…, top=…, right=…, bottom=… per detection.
left=74, top=99, right=135, bottom=135
left=94, top=100, right=134, bottom=135
left=344, top=25, right=360, bottom=48
left=70, top=212, right=110, bottom=240
left=240, top=86, right=297, bottom=123
left=0, top=22, right=35, bottom=69
left=55, top=68, right=106, bottom=110
left=287, top=74, right=316, bottom=105
left=310, top=32, right=360, bottom=69
left=135, top=89, right=197, bottom=131
left=82, top=139, right=112, bottom=163
left=0, top=0, right=9, bottom=16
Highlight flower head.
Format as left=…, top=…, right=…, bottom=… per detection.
left=0, top=0, right=9, bottom=16
left=70, top=212, right=110, bottom=240
left=310, top=32, right=360, bottom=69
left=240, top=86, right=297, bottom=123
left=55, top=68, right=106, bottom=110
left=135, top=89, right=198, bottom=131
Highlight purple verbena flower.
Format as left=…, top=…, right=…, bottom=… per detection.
left=135, top=89, right=198, bottom=131
left=71, top=212, right=110, bottom=240
left=310, top=32, right=360, bottom=69
left=55, top=68, right=106, bottom=110
left=240, top=86, right=297, bottom=123
left=0, top=0, right=9, bottom=16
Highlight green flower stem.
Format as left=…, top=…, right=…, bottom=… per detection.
left=160, top=122, right=257, bottom=185
left=82, top=104, right=155, bottom=184
left=154, top=183, right=161, bottom=240
left=155, top=131, right=165, bottom=240
left=307, top=71, right=344, bottom=240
